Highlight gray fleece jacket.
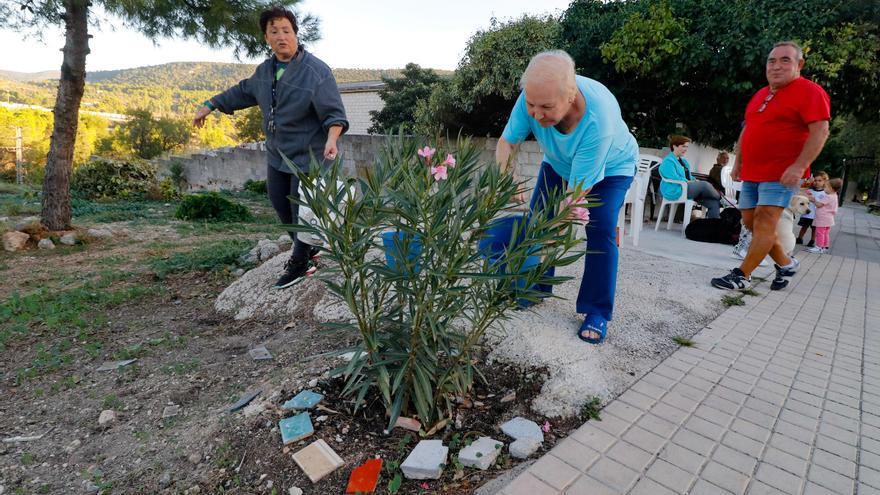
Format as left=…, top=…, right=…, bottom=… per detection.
left=210, top=50, right=349, bottom=171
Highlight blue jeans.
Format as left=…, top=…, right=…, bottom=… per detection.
left=738, top=181, right=798, bottom=209
left=529, top=162, right=634, bottom=321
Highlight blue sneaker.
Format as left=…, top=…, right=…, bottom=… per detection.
left=578, top=315, right=608, bottom=344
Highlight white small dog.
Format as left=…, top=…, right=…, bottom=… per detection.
left=777, top=194, right=811, bottom=255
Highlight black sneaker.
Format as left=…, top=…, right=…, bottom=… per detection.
left=795, top=237, right=803, bottom=245
left=273, top=257, right=312, bottom=289
left=711, top=268, right=752, bottom=291
left=774, top=257, right=800, bottom=277
left=806, top=240, right=815, bottom=248
left=771, top=275, right=789, bottom=291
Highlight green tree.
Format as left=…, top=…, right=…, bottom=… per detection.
left=368, top=63, right=442, bottom=134
left=415, top=15, right=562, bottom=136
left=0, top=0, right=319, bottom=230
left=234, top=106, right=265, bottom=142
left=117, top=109, right=191, bottom=159
left=563, top=0, right=880, bottom=148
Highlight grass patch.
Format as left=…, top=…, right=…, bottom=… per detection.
left=672, top=336, right=695, bottom=347
left=72, top=198, right=171, bottom=223
left=147, top=239, right=254, bottom=279
left=722, top=293, right=746, bottom=307
left=579, top=396, right=603, bottom=421
left=102, top=394, right=123, bottom=410
left=161, top=359, right=200, bottom=375
left=741, top=288, right=761, bottom=297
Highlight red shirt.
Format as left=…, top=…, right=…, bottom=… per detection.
left=739, top=77, right=830, bottom=182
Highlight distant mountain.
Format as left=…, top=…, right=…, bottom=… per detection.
left=2, top=62, right=453, bottom=89
left=0, top=70, right=60, bottom=82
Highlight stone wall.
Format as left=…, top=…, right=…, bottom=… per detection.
left=155, top=136, right=724, bottom=192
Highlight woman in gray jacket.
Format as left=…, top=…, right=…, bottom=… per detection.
left=193, top=6, right=348, bottom=289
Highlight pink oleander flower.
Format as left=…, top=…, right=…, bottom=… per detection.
left=563, top=198, right=590, bottom=223
left=443, top=153, right=456, bottom=167
left=420, top=482, right=430, bottom=490
left=431, top=164, right=448, bottom=181
left=417, top=146, right=436, bottom=159
left=542, top=420, right=552, bottom=433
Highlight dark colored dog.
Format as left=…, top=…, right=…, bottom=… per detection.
left=685, top=208, right=742, bottom=245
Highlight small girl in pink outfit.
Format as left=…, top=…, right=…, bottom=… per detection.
left=807, top=178, right=843, bottom=254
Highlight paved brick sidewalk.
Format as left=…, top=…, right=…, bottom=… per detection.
left=499, top=252, right=880, bottom=494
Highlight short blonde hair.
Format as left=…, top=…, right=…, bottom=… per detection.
left=520, top=50, right=577, bottom=98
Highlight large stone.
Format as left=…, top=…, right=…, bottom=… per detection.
left=37, top=238, right=55, bottom=250
left=509, top=438, right=542, bottom=459
left=458, top=437, right=503, bottom=470
left=214, top=254, right=325, bottom=320
left=2, top=231, right=29, bottom=252
left=87, top=228, right=113, bottom=238
left=98, top=410, right=116, bottom=426
left=500, top=417, right=543, bottom=443
left=400, top=440, right=448, bottom=480
left=59, top=233, right=78, bottom=246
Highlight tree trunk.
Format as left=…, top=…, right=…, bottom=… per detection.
left=41, top=0, right=90, bottom=230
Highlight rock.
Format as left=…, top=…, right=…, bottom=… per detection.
left=242, top=401, right=266, bottom=418
left=400, top=440, right=448, bottom=480
left=187, top=453, right=201, bottom=465
left=162, top=405, right=180, bottom=419
left=82, top=480, right=99, bottom=493
left=288, top=487, right=303, bottom=495
left=159, top=471, right=172, bottom=487
left=307, top=379, right=318, bottom=388
left=214, top=254, right=325, bottom=320
left=458, top=437, right=503, bottom=470
left=313, top=291, right=356, bottom=323
left=240, top=248, right=259, bottom=265
left=2, top=231, right=29, bottom=252
left=0, top=215, right=8, bottom=222
left=500, top=417, right=543, bottom=442
left=59, top=233, right=77, bottom=245
left=87, top=228, right=113, bottom=238
left=258, top=239, right=281, bottom=261
left=277, top=234, right=292, bottom=248
left=13, top=216, right=39, bottom=231
left=500, top=391, right=516, bottom=403
left=37, top=238, right=55, bottom=250
left=509, top=438, right=542, bottom=459
left=65, top=439, right=82, bottom=453
left=232, top=268, right=245, bottom=278
left=98, top=410, right=116, bottom=426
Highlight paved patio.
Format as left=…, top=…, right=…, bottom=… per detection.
left=497, top=205, right=880, bottom=494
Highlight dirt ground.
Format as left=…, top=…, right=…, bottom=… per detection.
left=0, top=196, right=586, bottom=495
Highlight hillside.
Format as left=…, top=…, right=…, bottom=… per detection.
left=0, top=69, right=60, bottom=82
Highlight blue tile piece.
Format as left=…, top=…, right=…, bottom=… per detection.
left=282, top=390, right=324, bottom=410
left=279, top=412, right=314, bottom=445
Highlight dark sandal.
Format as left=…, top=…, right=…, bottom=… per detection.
left=578, top=315, right=608, bottom=344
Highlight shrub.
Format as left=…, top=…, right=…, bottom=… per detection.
left=175, top=192, right=252, bottom=222
left=71, top=159, right=159, bottom=200
left=158, top=178, right=182, bottom=201
left=148, top=239, right=253, bottom=278
left=293, top=136, right=588, bottom=430
left=243, top=179, right=268, bottom=195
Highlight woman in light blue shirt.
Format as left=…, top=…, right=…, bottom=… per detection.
left=496, top=50, right=637, bottom=344
left=658, top=135, right=721, bottom=219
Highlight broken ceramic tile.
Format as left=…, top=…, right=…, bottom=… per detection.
left=400, top=440, right=448, bottom=480
left=346, top=458, right=382, bottom=493
left=162, top=405, right=180, bottom=419
left=394, top=416, right=422, bottom=432
left=281, top=390, right=324, bottom=411
left=249, top=345, right=273, bottom=361
left=292, top=439, right=344, bottom=483
left=458, top=437, right=503, bottom=470
left=228, top=390, right=261, bottom=413
left=279, top=412, right=314, bottom=445
left=96, top=359, right=137, bottom=371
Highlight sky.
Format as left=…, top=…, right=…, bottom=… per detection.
left=0, top=0, right=572, bottom=73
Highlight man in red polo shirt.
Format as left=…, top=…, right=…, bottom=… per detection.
left=712, top=41, right=830, bottom=291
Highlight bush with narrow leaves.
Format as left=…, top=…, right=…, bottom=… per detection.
left=292, top=135, right=590, bottom=430
left=71, top=159, right=159, bottom=200
left=174, top=192, right=251, bottom=222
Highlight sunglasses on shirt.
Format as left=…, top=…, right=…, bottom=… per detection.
left=757, top=92, right=775, bottom=113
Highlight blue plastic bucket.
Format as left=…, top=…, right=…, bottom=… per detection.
left=480, top=215, right=540, bottom=292
left=380, top=231, right=423, bottom=272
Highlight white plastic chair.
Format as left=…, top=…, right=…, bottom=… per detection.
left=720, top=165, right=741, bottom=206
left=654, top=177, right=695, bottom=237
left=619, top=154, right=661, bottom=246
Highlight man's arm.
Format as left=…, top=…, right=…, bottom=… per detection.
left=780, top=120, right=830, bottom=186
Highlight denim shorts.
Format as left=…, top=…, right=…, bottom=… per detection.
left=738, top=181, right=798, bottom=209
